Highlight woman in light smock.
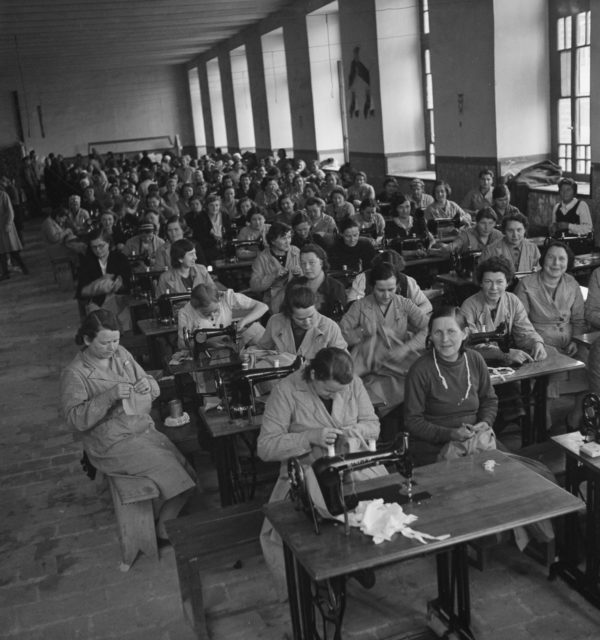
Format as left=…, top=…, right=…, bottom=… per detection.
left=258, top=347, right=380, bottom=589
left=60, top=310, right=195, bottom=543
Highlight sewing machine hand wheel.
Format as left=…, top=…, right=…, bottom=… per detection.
left=581, top=393, right=600, bottom=440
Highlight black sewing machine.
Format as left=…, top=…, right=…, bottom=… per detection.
left=467, top=322, right=513, bottom=367
left=547, top=232, right=594, bottom=256
left=427, top=214, right=461, bottom=240
left=289, top=433, right=427, bottom=535
left=156, top=292, right=191, bottom=324
left=185, top=323, right=240, bottom=360
left=224, top=239, right=263, bottom=261
left=227, top=355, right=304, bottom=419
left=451, top=250, right=482, bottom=279
left=581, top=393, right=600, bottom=442
left=395, top=235, right=431, bottom=254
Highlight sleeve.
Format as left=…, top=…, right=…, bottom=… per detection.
left=155, top=271, right=170, bottom=297
left=121, top=347, right=160, bottom=400
left=60, top=365, right=116, bottom=432
left=570, top=280, right=587, bottom=336
left=249, top=253, right=278, bottom=293
left=513, top=278, right=531, bottom=314
left=257, top=382, right=313, bottom=462
left=338, top=299, right=365, bottom=346
left=585, top=268, right=600, bottom=329
left=404, top=359, right=455, bottom=444
left=510, top=296, right=544, bottom=350
left=472, top=352, right=498, bottom=426
left=406, top=276, right=432, bottom=315
left=230, top=289, right=257, bottom=310
left=569, top=201, right=593, bottom=236
left=327, top=322, right=348, bottom=350
left=404, top=300, right=428, bottom=352
left=256, top=316, right=277, bottom=350
left=349, top=377, right=380, bottom=441
left=347, top=272, right=366, bottom=302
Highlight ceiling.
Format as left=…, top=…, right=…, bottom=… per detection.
left=0, top=0, right=294, bottom=82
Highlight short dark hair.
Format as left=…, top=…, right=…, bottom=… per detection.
left=190, top=283, right=218, bottom=309
left=339, top=217, right=359, bottom=234
left=303, top=347, right=354, bottom=385
left=329, top=186, right=347, bottom=200
left=368, top=262, right=396, bottom=286
left=170, top=238, right=195, bottom=267
left=76, top=309, right=120, bottom=345
left=539, top=240, right=575, bottom=271
left=478, top=169, right=494, bottom=179
left=428, top=305, right=468, bottom=334
left=281, top=284, right=316, bottom=317
left=476, top=255, right=514, bottom=284
left=558, top=177, right=578, bottom=196
left=433, top=180, right=452, bottom=197
left=87, top=228, right=109, bottom=245
left=266, top=221, right=291, bottom=245
left=475, top=207, right=497, bottom=223
left=291, top=212, right=310, bottom=228
left=300, top=243, right=329, bottom=272
left=501, top=211, right=528, bottom=232
left=359, top=198, right=377, bottom=212
left=372, top=249, right=406, bottom=274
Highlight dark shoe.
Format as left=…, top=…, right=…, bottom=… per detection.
left=351, top=568, right=376, bottom=589
left=157, top=536, right=172, bottom=549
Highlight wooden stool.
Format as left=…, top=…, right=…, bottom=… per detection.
left=107, top=474, right=160, bottom=571
left=165, top=503, right=263, bottom=639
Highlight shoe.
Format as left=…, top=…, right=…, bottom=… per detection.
left=157, top=536, right=172, bottom=549
left=350, top=568, right=376, bottom=589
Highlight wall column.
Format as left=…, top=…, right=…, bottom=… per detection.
left=246, top=27, right=272, bottom=156
left=218, top=49, right=239, bottom=153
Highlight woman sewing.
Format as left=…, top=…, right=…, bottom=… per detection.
left=289, top=244, right=346, bottom=319
left=339, top=262, right=428, bottom=428
left=257, top=284, right=347, bottom=360
left=404, top=306, right=498, bottom=466
left=155, top=239, right=215, bottom=297
left=60, top=310, right=195, bottom=544
left=258, top=347, right=380, bottom=589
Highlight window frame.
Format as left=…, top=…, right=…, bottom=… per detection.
left=549, top=0, right=591, bottom=181
left=418, top=0, right=435, bottom=170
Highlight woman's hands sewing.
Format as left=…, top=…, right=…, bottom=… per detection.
left=450, top=421, right=490, bottom=442
left=111, top=377, right=152, bottom=400
left=309, top=427, right=343, bottom=449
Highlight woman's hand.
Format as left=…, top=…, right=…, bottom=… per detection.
left=565, top=341, right=578, bottom=357
left=309, top=427, right=343, bottom=448
left=507, top=348, right=533, bottom=365
left=531, top=342, right=547, bottom=361
left=450, top=425, right=475, bottom=442
left=132, top=377, right=152, bottom=394
left=112, top=383, right=132, bottom=400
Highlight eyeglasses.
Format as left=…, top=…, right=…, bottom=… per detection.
left=90, top=242, right=108, bottom=250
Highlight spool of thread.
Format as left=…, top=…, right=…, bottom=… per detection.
left=326, top=444, right=336, bottom=457
left=168, top=399, right=183, bottom=419
left=368, top=439, right=377, bottom=452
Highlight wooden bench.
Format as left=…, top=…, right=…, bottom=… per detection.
left=106, top=473, right=160, bottom=571
left=165, top=503, right=264, bottom=639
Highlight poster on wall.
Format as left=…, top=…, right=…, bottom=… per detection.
left=348, top=46, right=376, bottom=120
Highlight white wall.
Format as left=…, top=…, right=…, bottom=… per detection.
left=494, top=0, right=551, bottom=160
left=230, top=45, right=256, bottom=151
left=376, top=0, right=426, bottom=172
left=261, top=28, right=293, bottom=152
left=206, top=57, right=228, bottom=149
left=306, top=4, right=344, bottom=162
left=188, top=67, right=207, bottom=154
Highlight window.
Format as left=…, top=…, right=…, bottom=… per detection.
left=552, top=2, right=590, bottom=178
left=419, top=0, right=435, bottom=169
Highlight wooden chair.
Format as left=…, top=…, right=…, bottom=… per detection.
left=165, top=503, right=263, bottom=639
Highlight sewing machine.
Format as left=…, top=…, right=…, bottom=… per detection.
left=224, top=239, right=263, bottom=261
left=183, top=322, right=240, bottom=360
left=156, top=292, right=191, bottom=324
left=581, top=393, right=600, bottom=442
left=227, top=356, right=304, bottom=419
left=427, top=215, right=461, bottom=240
left=549, top=232, right=595, bottom=256
left=467, top=322, right=511, bottom=354
left=450, top=250, right=482, bottom=279
left=289, top=433, right=424, bottom=535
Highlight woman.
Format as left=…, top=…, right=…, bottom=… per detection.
left=551, top=178, right=592, bottom=237
left=220, top=185, right=237, bottom=219
left=60, top=310, right=195, bottom=542
left=461, top=256, right=546, bottom=365
left=424, top=180, right=470, bottom=226
left=491, top=185, right=520, bottom=228
left=339, top=263, right=428, bottom=416
left=461, top=169, right=494, bottom=215
left=236, top=209, right=269, bottom=260
left=289, top=244, right=347, bottom=319
left=254, top=177, right=281, bottom=221
left=325, top=186, right=355, bottom=223
left=190, top=194, right=231, bottom=264
left=480, top=212, right=540, bottom=274
left=257, top=284, right=346, bottom=360
left=304, top=197, right=337, bottom=246
left=347, top=249, right=432, bottom=316
left=258, top=347, right=380, bottom=588
left=272, top=194, right=296, bottom=226
left=249, top=221, right=302, bottom=313
left=347, top=171, right=376, bottom=205
left=0, top=188, right=28, bottom=280
left=329, top=218, right=377, bottom=271
left=40, top=207, right=87, bottom=265
left=290, top=211, right=326, bottom=250
left=384, top=194, right=415, bottom=241
left=352, top=198, right=385, bottom=244
left=320, top=170, right=341, bottom=201
left=436, top=207, right=503, bottom=254
left=515, top=241, right=587, bottom=426
left=155, top=238, right=214, bottom=296
left=404, top=306, right=498, bottom=466
left=177, top=283, right=267, bottom=349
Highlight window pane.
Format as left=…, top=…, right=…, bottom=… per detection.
left=429, top=112, right=435, bottom=142
left=576, top=12, right=587, bottom=46
left=565, top=16, right=572, bottom=48
left=576, top=47, right=590, bottom=96
left=426, top=75, right=433, bottom=109
left=557, top=17, right=565, bottom=50
left=576, top=97, right=590, bottom=144
left=558, top=99, right=572, bottom=144
left=586, top=11, right=591, bottom=44
left=560, top=52, right=571, bottom=96
left=425, top=49, right=431, bottom=74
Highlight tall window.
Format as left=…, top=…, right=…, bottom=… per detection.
left=553, top=2, right=590, bottom=178
left=419, top=0, right=435, bottom=169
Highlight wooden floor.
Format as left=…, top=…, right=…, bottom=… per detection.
left=1, top=220, right=599, bottom=639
